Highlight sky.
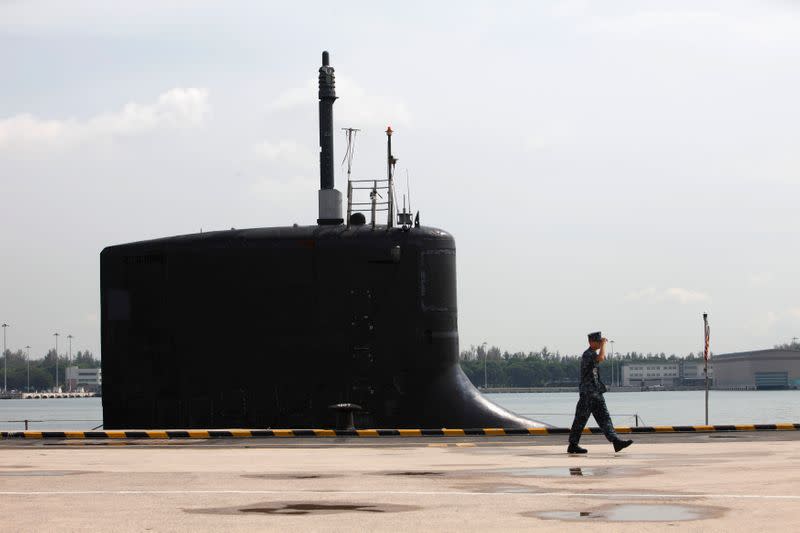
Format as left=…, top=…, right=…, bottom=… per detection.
left=1, top=0, right=798, bottom=360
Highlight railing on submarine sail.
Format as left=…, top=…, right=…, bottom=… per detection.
left=517, top=412, right=644, bottom=427
left=346, top=178, right=394, bottom=229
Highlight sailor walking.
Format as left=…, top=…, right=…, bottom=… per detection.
left=567, top=331, right=633, bottom=454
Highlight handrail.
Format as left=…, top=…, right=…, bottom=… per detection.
left=517, top=412, right=643, bottom=427
left=1, top=418, right=103, bottom=430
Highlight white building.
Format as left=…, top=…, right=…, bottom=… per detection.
left=65, top=366, right=102, bottom=392
left=622, top=361, right=713, bottom=387
left=622, top=363, right=679, bottom=386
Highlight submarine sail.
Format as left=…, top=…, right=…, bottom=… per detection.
left=100, top=52, right=539, bottom=430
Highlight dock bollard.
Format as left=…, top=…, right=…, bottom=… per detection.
left=328, top=403, right=362, bottom=431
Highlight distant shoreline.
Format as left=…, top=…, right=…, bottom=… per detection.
left=481, top=386, right=799, bottom=393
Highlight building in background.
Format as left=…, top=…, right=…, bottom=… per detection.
left=622, top=363, right=679, bottom=387
left=679, top=360, right=710, bottom=386
left=622, top=361, right=714, bottom=387
left=713, top=349, right=800, bottom=390
left=65, top=367, right=102, bottom=392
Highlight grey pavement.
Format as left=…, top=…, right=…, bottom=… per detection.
left=1, top=432, right=799, bottom=531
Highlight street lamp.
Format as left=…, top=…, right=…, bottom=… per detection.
left=53, top=332, right=60, bottom=392
left=482, top=341, right=488, bottom=389
left=1, top=323, right=8, bottom=393
left=67, top=334, right=73, bottom=392
left=25, top=345, right=31, bottom=393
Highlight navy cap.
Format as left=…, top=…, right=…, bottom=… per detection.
left=588, top=331, right=602, bottom=342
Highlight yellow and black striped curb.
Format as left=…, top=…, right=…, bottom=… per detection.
left=1, top=424, right=799, bottom=439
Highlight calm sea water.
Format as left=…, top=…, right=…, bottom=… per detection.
left=488, top=390, right=800, bottom=427
left=1, top=391, right=798, bottom=430
left=0, top=398, right=103, bottom=430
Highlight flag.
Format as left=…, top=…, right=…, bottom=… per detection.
left=703, top=314, right=711, bottom=362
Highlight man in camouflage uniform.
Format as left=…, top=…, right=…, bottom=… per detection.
left=567, top=331, right=633, bottom=454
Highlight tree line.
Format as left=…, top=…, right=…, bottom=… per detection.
left=458, top=344, right=709, bottom=388
left=0, top=349, right=99, bottom=391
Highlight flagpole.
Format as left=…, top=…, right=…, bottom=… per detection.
left=703, top=313, right=710, bottom=425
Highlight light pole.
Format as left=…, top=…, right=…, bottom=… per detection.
left=609, top=340, right=615, bottom=387
left=67, top=334, right=73, bottom=391
left=53, top=332, right=60, bottom=391
left=25, top=345, right=31, bottom=392
left=2, top=323, right=8, bottom=392
left=482, top=341, right=488, bottom=389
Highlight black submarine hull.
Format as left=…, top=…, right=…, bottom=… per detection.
left=100, top=225, right=536, bottom=429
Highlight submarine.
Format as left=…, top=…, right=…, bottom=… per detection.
left=100, top=51, right=539, bottom=430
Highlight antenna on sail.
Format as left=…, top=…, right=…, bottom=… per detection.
left=341, top=127, right=360, bottom=180
left=398, top=169, right=413, bottom=229
left=386, top=126, right=397, bottom=228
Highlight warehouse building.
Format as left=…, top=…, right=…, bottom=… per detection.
left=713, top=349, right=800, bottom=389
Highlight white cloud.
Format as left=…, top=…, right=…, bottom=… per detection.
left=582, top=10, right=721, bottom=36
left=745, top=308, right=800, bottom=339
left=0, top=88, right=210, bottom=150
left=664, top=287, right=709, bottom=304
left=626, top=287, right=709, bottom=304
left=253, top=139, right=316, bottom=169
left=625, top=287, right=657, bottom=301
left=266, top=74, right=411, bottom=128
left=580, top=10, right=800, bottom=45
left=250, top=174, right=315, bottom=196
left=265, top=82, right=313, bottom=113
left=748, top=272, right=775, bottom=288
left=249, top=174, right=317, bottom=221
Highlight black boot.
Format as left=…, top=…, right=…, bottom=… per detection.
left=613, top=439, right=633, bottom=452
left=567, top=443, right=587, bottom=454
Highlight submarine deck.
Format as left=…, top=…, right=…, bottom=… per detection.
left=1, top=432, right=799, bottom=531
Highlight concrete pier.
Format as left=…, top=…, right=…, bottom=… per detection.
left=1, top=432, right=799, bottom=531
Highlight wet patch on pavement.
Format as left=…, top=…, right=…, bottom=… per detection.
left=528, top=503, right=724, bottom=522
left=188, top=501, right=420, bottom=516
left=242, top=473, right=341, bottom=480
left=0, top=470, right=93, bottom=477
left=429, top=463, right=497, bottom=468
left=454, top=482, right=548, bottom=494
left=487, top=466, right=656, bottom=478
left=382, top=470, right=445, bottom=476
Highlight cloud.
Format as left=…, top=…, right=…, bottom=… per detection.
left=253, top=139, right=316, bottom=170
left=250, top=174, right=315, bottom=195
left=0, top=88, right=210, bottom=150
left=748, top=272, right=775, bottom=287
left=579, top=10, right=800, bottom=45
left=748, top=309, right=800, bottom=336
left=266, top=74, right=410, bottom=128
left=626, top=287, right=709, bottom=304
left=249, top=174, right=317, bottom=221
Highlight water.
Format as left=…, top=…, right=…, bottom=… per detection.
left=0, top=398, right=102, bottom=430
left=1, top=391, right=798, bottom=430
left=488, top=390, right=800, bottom=427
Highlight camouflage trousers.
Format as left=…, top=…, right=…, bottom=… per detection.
left=568, top=392, right=619, bottom=445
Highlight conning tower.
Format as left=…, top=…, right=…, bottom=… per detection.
left=100, top=52, right=538, bottom=429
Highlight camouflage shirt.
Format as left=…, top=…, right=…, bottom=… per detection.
left=579, top=347, right=606, bottom=395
